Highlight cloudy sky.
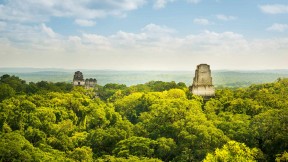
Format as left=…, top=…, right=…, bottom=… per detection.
left=0, top=0, right=287, bottom=70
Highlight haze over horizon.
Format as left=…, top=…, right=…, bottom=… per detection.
left=1, top=67, right=288, bottom=72
left=0, top=0, right=287, bottom=70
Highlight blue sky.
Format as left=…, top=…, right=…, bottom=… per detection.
left=0, top=0, right=287, bottom=70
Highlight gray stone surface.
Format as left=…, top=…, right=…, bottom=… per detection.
left=191, top=64, right=215, bottom=97
left=85, top=78, right=97, bottom=88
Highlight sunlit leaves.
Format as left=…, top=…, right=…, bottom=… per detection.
left=203, top=141, right=263, bottom=162
left=113, top=136, right=157, bottom=158
left=251, top=108, right=288, bottom=160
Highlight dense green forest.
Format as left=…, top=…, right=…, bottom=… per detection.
left=0, top=74, right=287, bottom=161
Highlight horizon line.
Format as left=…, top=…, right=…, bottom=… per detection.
left=0, top=66, right=288, bottom=72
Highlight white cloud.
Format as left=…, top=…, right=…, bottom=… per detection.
left=0, top=2, right=47, bottom=22
left=41, top=24, right=58, bottom=38
left=216, top=14, right=236, bottom=21
left=154, top=0, right=203, bottom=9
left=0, top=0, right=146, bottom=23
left=154, top=0, right=168, bottom=9
left=187, top=0, right=201, bottom=4
left=82, top=33, right=111, bottom=48
left=0, top=0, right=207, bottom=23
left=113, top=31, right=147, bottom=41
left=110, top=31, right=148, bottom=47
left=0, top=21, right=7, bottom=31
left=184, top=30, right=245, bottom=51
left=0, top=23, right=61, bottom=45
left=74, top=19, right=96, bottom=27
left=116, top=0, right=147, bottom=10
left=1, top=23, right=288, bottom=70
left=259, top=4, right=288, bottom=14
left=153, top=0, right=200, bottom=9
left=68, top=36, right=81, bottom=43
left=267, top=23, right=288, bottom=32
left=142, top=23, right=176, bottom=34
left=193, top=18, right=212, bottom=25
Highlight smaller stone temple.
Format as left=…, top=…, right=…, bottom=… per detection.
left=73, top=71, right=97, bottom=89
left=85, top=78, right=97, bottom=89
left=191, top=64, right=215, bottom=98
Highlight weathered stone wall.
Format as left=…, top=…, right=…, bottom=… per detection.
left=191, top=64, right=215, bottom=97
left=191, top=85, right=215, bottom=96
left=85, top=78, right=97, bottom=88
left=73, top=81, right=85, bottom=86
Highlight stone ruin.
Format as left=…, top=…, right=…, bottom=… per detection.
left=190, top=64, right=215, bottom=98
left=73, top=71, right=85, bottom=86
left=85, top=78, right=97, bottom=89
left=73, top=71, right=97, bottom=89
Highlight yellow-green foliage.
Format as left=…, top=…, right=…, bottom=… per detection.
left=0, top=75, right=288, bottom=161
left=203, top=141, right=263, bottom=162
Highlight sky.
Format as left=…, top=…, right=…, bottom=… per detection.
left=0, top=0, right=287, bottom=71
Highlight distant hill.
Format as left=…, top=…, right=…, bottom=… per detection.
left=0, top=68, right=288, bottom=87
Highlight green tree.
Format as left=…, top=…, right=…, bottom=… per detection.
left=97, top=83, right=127, bottom=101
left=114, top=92, right=144, bottom=123
left=0, top=74, right=27, bottom=94
left=155, top=137, right=176, bottom=161
left=113, top=136, right=157, bottom=158
left=251, top=108, right=288, bottom=160
left=203, top=141, right=263, bottom=162
left=96, top=155, right=162, bottom=162
left=227, top=98, right=263, bottom=116
left=24, top=127, right=46, bottom=146
left=68, top=146, right=93, bottom=162
left=276, top=151, right=288, bottom=162
left=138, top=97, right=228, bottom=161
left=0, top=84, right=15, bottom=102
left=0, top=132, right=41, bottom=161
left=87, top=120, right=134, bottom=157
left=215, top=112, right=255, bottom=146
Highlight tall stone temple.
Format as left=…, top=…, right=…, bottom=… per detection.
left=191, top=64, right=215, bottom=98
left=73, top=71, right=97, bottom=89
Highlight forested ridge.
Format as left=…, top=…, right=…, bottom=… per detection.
left=0, top=74, right=287, bottom=162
